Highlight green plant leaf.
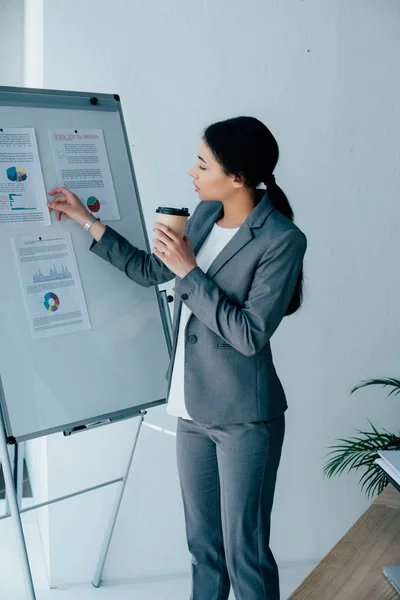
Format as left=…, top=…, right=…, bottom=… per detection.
left=351, top=378, right=400, bottom=398
left=359, top=465, right=389, bottom=498
left=324, top=376, right=400, bottom=498
left=323, top=425, right=400, bottom=498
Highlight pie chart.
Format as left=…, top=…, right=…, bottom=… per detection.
left=43, top=292, right=60, bottom=312
left=87, top=196, right=100, bottom=213
left=7, top=166, right=28, bottom=182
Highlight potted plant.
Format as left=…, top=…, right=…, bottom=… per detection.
left=323, top=378, right=400, bottom=498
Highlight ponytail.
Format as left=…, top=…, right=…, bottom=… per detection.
left=264, top=177, right=304, bottom=316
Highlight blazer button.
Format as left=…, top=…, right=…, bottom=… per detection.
left=188, top=335, right=197, bottom=344
left=182, top=293, right=188, bottom=300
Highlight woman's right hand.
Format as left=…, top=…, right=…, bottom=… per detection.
left=47, top=187, right=91, bottom=226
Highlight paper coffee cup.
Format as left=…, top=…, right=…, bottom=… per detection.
left=155, top=207, right=190, bottom=238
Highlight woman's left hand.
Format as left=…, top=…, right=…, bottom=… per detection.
left=152, top=222, right=198, bottom=278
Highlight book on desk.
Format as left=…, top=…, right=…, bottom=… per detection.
left=375, top=449, right=400, bottom=493
left=375, top=450, right=400, bottom=595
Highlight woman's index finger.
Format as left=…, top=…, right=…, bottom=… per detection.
left=49, top=187, right=67, bottom=196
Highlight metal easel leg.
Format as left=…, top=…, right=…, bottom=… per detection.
left=4, top=443, right=14, bottom=515
left=91, top=411, right=146, bottom=588
left=13, top=441, right=25, bottom=509
left=0, top=409, right=36, bottom=599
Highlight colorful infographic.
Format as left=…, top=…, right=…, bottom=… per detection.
left=13, top=233, right=90, bottom=340
left=43, top=292, right=60, bottom=312
left=7, top=166, right=28, bottom=182
left=0, top=128, right=50, bottom=226
left=51, top=129, right=120, bottom=221
left=87, top=196, right=101, bottom=213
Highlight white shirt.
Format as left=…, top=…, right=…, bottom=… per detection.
left=166, top=222, right=240, bottom=420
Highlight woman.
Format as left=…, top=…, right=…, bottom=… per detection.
left=48, top=116, right=307, bottom=600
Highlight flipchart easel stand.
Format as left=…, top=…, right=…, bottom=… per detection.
left=0, top=290, right=175, bottom=600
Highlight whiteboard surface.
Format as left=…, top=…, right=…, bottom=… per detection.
left=0, top=88, right=170, bottom=441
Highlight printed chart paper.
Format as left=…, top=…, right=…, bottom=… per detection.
left=13, top=233, right=91, bottom=340
left=51, top=129, right=120, bottom=221
left=0, top=128, right=50, bottom=227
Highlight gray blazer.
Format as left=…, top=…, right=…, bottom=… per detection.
left=90, top=189, right=307, bottom=425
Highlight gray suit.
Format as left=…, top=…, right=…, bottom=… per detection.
left=90, top=189, right=307, bottom=425
left=90, top=189, right=307, bottom=599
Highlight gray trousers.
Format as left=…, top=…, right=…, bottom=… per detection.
left=176, top=413, right=285, bottom=600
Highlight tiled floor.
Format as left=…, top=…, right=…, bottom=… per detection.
left=0, top=506, right=316, bottom=599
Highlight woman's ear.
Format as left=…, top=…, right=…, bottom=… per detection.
left=232, top=173, right=245, bottom=189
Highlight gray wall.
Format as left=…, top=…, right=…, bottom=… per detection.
left=0, top=0, right=24, bottom=86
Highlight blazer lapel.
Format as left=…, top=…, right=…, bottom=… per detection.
left=188, top=190, right=275, bottom=280
left=190, top=203, right=223, bottom=255
left=206, top=225, right=253, bottom=279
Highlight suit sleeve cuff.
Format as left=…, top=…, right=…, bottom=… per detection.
left=89, top=225, right=119, bottom=259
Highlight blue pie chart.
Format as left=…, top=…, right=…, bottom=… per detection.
left=44, top=292, right=60, bottom=312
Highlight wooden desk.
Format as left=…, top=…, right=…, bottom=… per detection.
left=289, top=485, right=400, bottom=600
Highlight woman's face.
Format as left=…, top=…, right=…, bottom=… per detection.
left=188, top=138, right=239, bottom=201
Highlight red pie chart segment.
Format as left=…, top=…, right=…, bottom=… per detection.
left=87, top=196, right=100, bottom=213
